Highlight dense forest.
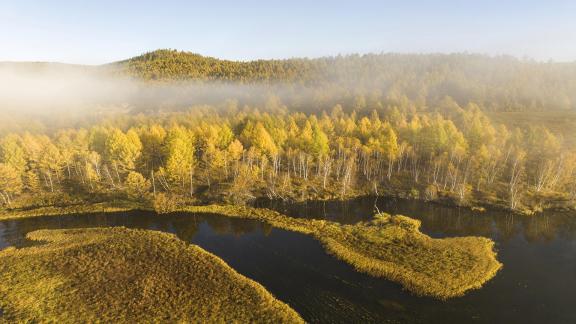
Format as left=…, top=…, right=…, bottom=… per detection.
left=0, top=103, right=573, bottom=214
left=1, top=50, right=576, bottom=214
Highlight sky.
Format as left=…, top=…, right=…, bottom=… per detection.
left=1, top=0, right=576, bottom=64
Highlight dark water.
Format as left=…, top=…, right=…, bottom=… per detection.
left=1, top=197, right=576, bottom=323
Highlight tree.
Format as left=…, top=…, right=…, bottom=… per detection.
left=240, top=121, right=278, bottom=158
left=105, top=128, right=143, bottom=177
left=24, top=170, right=42, bottom=193
left=379, top=123, right=399, bottom=179
left=311, top=123, right=330, bottom=157
left=38, top=141, right=64, bottom=193
left=525, top=126, right=561, bottom=192
left=164, top=126, right=195, bottom=196
left=508, top=149, right=526, bottom=210
left=125, top=171, right=151, bottom=200
left=0, top=163, right=23, bottom=207
left=0, top=134, right=26, bottom=172
left=138, top=125, right=166, bottom=172
left=226, top=139, right=244, bottom=178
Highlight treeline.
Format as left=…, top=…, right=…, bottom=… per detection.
left=114, top=50, right=576, bottom=112
left=1, top=102, right=574, bottom=213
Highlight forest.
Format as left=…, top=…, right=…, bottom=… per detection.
left=1, top=50, right=575, bottom=214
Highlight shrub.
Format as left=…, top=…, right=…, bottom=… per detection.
left=409, top=188, right=420, bottom=199
left=124, top=171, right=151, bottom=200
left=153, top=193, right=179, bottom=214
left=424, top=185, right=438, bottom=201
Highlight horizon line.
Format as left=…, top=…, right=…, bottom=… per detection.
left=1, top=49, right=575, bottom=66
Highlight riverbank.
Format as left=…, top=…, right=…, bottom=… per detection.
left=258, top=181, right=576, bottom=215
left=297, top=191, right=575, bottom=215
left=2, top=184, right=574, bottom=220
left=0, top=200, right=149, bottom=221
left=0, top=227, right=304, bottom=323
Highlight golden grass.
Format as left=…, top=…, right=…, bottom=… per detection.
left=0, top=227, right=303, bottom=323
left=0, top=200, right=147, bottom=221
left=181, top=205, right=503, bottom=299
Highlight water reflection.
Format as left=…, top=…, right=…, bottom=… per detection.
left=256, top=196, right=576, bottom=243
left=0, top=212, right=268, bottom=249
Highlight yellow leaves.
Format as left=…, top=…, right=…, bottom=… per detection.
left=164, top=126, right=195, bottom=186
left=124, top=171, right=151, bottom=200
left=240, top=121, right=278, bottom=158
left=0, top=133, right=26, bottom=172
left=0, top=163, right=23, bottom=195
left=226, top=139, right=244, bottom=161
left=138, top=124, right=167, bottom=167
left=105, top=128, right=142, bottom=170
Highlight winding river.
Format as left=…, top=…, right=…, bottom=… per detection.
left=1, top=197, right=575, bottom=323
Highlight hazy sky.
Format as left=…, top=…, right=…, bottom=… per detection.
left=1, top=0, right=576, bottom=64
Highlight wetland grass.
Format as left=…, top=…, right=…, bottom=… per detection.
left=0, top=227, right=303, bottom=323
left=0, top=201, right=146, bottom=221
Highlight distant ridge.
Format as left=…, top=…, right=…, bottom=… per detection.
left=2, top=49, right=576, bottom=111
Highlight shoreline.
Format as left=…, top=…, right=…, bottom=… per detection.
left=0, top=201, right=151, bottom=221
left=258, top=190, right=576, bottom=216
left=1, top=191, right=574, bottom=222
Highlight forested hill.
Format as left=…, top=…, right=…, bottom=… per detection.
left=113, top=50, right=576, bottom=112
left=113, top=49, right=323, bottom=83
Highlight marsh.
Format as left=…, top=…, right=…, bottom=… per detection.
left=1, top=197, right=575, bottom=323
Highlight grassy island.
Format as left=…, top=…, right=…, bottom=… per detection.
left=0, top=227, right=303, bottom=323
left=182, top=205, right=503, bottom=299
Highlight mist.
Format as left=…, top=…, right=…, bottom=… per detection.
left=0, top=63, right=253, bottom=114
left=2, top=53, right=576, bottom=131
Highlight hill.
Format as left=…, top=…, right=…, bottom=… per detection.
left=112, top=49, right=322, bottom=82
